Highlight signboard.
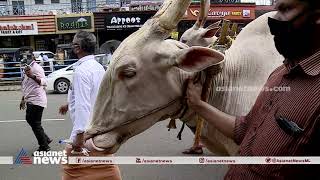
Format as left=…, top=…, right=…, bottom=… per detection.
left=211, top=0, right=241, bottom=3
left=105, top=12, right=155, bottom=31
left=184, top=5, right=255, bottom=20
left=129, top=2, right=162, bottom=11
left=0, top=22, right=38, bottom=36
left=56, top=13, right=94, bottom=34
left=192, top=0, right=241, bottom=3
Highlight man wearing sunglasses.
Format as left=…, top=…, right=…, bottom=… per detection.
left=187, top=0, right=320, bottom=179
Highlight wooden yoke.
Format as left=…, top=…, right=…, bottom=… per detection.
left=193, top=65, right=221, bottom=149
left=218, top=20, right=231, bottom=45
left=192, top=21, right=231, bottom=149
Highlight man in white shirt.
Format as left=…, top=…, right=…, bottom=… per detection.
left=40, top=53, right=53, bottom=73
left=59, top=31, right=121, bottom=180
left=59, top=31, right=105, bottom=151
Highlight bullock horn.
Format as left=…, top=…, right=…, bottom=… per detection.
left=194, top=0, right=210, bottom=28
left=154, top=0, right=192, bottom=32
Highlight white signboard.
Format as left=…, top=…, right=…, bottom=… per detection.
left=0, top=22, right=38, bottom=36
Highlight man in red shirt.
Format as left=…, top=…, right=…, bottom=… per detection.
left=187, top=0, right=320, bottom=179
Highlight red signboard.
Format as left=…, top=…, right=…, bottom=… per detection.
left=183, top=5, right=256, bottom=20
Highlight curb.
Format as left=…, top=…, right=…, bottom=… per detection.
left=0, top=85, right=21, bottom=91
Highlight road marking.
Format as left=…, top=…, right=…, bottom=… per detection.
left=0, top=119, right=65, bottom=123
left=0, top=157, right=13, bottom=164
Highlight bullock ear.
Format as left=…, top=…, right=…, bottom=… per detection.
left=207, top=20, right=221, bottom=29
left=174, top=46, right=225, bottom=72
left=201, top=20, right=221, bottom=38
left=202, top=27, right=220, bottom=38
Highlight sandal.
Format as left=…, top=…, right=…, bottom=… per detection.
left=182, top=147, right=203, bottom=155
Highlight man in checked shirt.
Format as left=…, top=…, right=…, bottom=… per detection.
left=20, top=52, right=52, bottom=153
left=187, top=0, right=320, bottom=179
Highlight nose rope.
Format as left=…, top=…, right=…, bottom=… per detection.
left=114, top=96, right=185, bottom=131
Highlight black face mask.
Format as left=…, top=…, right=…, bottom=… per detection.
left=268, top=12, right=316, bottom=60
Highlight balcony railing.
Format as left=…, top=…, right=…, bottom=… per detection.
left=0, top=1, right=120, bottom=16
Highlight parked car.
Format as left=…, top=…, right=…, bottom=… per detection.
left=46, top=54, right=111, bottom=94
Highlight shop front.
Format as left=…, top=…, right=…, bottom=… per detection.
left=94, top=11, right=156, bottom=47
left=0, top=15, right=56, bottom=51
left=54, top=13, right=95, bottom=63
left=178, top=4, right=256, bottom=37
left=55, top=13, right=95, bottom=44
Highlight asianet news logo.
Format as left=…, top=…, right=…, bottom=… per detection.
left=33, top=150, right=68, bottom=164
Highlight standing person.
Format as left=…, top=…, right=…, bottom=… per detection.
left=40, top=53, right=52, bottom=75
left=58, top=30, right=121, bottom=180
left=40, top=53, right=49, bottom=62
left=20, top=53, right=52, bottom=152
left=186, top=0, right=320, bottom=179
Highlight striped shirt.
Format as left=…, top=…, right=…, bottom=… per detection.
left=225, top=50, right=320, bottom=180
left=22, top=61, right=47, bottom=108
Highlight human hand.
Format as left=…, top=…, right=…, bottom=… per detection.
left=59, top=104, right=68, bottom=115
left=24, top=66, right=34, bottom=78
left=72, top=133, right=84, bottom=152
left=19, top=99, right=26, bottom=110
left=186, top=79, right=203, bottom=109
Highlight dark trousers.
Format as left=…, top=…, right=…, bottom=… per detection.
left=26, top=103, right=50, bottom=148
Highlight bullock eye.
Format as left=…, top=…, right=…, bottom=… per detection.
left=181, top=39, right=187, bottom=44
left=119, top=68, right=136, bottom=79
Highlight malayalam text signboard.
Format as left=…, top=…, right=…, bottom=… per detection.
left=184, top=5, right=255, bottom=20
left=0, top=22, right=38, bottom=36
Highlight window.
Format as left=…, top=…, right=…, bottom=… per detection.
left=12, top=1, right=25, bottom=15
left=87, top=0, right=96, bottom=11
left=67, top=66, right=74, bottom=71
left=45, top=53, right=54, bottom=59
left=35, top=0, right=44, bottom=4
left=51, top=0, right=60, bottom=3
left=71, top=0, right=82, bottom=13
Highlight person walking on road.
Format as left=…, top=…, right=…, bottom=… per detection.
left=58, top=30, right=121, bottom=180
left=20, top=53, right=52, bottom=152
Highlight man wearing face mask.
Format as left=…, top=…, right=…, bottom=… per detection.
left=20, top=52, right=52, bottom=152
left=59, top=31, right=121, bottom=180
left=187, top=0, right=320, bottom=179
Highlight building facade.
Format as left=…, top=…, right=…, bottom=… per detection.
left=1, top=0, right=108, bottom=16
left=0, top=0, right=274, bottom=52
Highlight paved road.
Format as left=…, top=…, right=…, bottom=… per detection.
left=0, top=91, right=227, bottom=180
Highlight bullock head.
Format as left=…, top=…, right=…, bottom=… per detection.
left=85, top=0, right=225, bottom=153
left=180, top=0, right=221, bottom=47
